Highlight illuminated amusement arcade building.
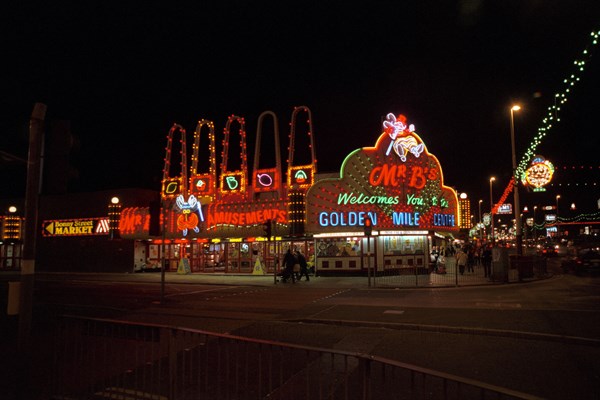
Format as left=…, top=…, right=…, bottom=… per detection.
left=115, top=110, right=459, bottom=275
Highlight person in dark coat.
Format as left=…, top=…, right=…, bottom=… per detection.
left=296, top=251, right=310, bottom=281
left=281, top=249, right=297, bottom=283
left=482, top=245, right=493, bottom=278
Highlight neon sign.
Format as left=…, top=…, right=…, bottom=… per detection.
left=220, top=172, right=245, bottom=193
left=306, top=113, right=458, bottom=232
left=521, top=155, right=554, bottom=192
left=288, top=165, right=314, bottom=188
left=257, top=173, right=273, bottom=187
left=383, top=114, right=423, bottom=161
left=162, top=177, right=181, bottom=197
left=190, top=174, right=214, bottom=198
left=175, top=194, right=204, bottom=236
left=253, top=168, right=280, bottom=193
left=206, top=208, right=286, bottom=226
left=497, top=204, right=513, bottom=214
left=42, top=218, right=109, bottom=236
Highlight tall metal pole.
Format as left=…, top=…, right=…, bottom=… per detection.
left=555, top=195, right=561, bottom=239
left=510, top=105, right=522, bottom=256
left=367, top=235, right=371, bottom=287
left=18, top=102, right=46, bottom=398
left=489, top=177, right=495, bottom=245
left=533, top=206, right=537, bottom=242
left=478, top=199, right=483, bottom=241
left=160, top=197, right=166, bottom=303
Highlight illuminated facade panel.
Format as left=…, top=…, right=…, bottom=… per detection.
left=306, top=113, right=458, bottom=234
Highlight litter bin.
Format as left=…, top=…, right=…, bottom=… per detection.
left=491, top=247, right=509, bottom=282
left=509, top=255, right=535, bottom=281
left=7, top=281, right=20, bottom=315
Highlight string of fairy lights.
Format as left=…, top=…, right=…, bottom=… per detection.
left=532, top=211, right=600, bottom=230
left=547, top=165, right=600, bottom=187
left=492, top=30, right=600, bottom=224
left=515, top=30, right=600, bottom=179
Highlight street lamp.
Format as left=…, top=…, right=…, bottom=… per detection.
left=510, top=104, right=523, bottom=255
left=489, top=176, right=496, bottom=245
left=478, top=199, right=483, bottom=240
left=556, top=194, right=561, bottom=238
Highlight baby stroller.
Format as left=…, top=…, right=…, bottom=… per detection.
left=278, top=266, right=296, bottom=283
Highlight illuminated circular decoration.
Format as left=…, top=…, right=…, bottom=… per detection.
left=256, top=173, right=273, bottom=187
left=521, top=155, right=554, bottom=191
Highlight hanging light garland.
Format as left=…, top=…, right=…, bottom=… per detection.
left=492, top=177, right=515, bottom=215
left=515, top=30, right=599, bottom=179
left=494, top=30, right=599, bottom=213
left=533, top=210, right=600, bottom=229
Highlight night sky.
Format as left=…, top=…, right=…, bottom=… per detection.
left=2, top=1, right=599, bottom=212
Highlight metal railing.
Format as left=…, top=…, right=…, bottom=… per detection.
left=374, top=255, right=548, bottom=288
left=51, top=315, right=542, bottom=400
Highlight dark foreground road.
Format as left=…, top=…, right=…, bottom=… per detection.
left=1, top=262, right=599, bottom=399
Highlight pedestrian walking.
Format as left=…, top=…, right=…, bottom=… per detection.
left=482, top=245, right=492, bottom=278
left=296, top=250, right=310, bottom=281
left=456, top=248, right=468, bottom=275
left=467, top=246, right=475, bottom=273
left=281, top=249, right=297, bottom=283
left=430, top=247, right=440, bottom=273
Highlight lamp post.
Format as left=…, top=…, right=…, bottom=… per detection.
left=533, top=205, right=538, bottom=242
left=489, top=177, right=496, bottom=245
left=478, top=199, right=483, bottom=241
left=510, top=105, right=523, bottom=255
left=556, top=194, right=561, bottom=238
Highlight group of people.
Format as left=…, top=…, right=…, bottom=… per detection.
left=432, top=243, right=493, bottom=277
left=454, top=244, right=493, bottom=276
left=279, top=248, right=310, bottom=283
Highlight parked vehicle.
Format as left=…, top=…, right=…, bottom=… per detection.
left=561, top=246, right=600, bottom=275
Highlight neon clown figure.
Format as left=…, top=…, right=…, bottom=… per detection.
left=175, top=194, right=204, bottom=236
left=383, top=113, right=424, bottom=161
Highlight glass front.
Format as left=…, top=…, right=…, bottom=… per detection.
left=315, top=237, right=361, bottom=257
left=383, top=235, right=426, bottom=255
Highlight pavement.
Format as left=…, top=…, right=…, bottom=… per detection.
left=0, top=256, right=544, bottom=289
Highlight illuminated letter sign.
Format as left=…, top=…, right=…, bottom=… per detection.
left=497, top=204, right=513, bottom=214
left=42, top=218, right=109, bottom=237
left=162, top=178, right=181, bottom=197
left=220, top=172, right=245, bottom=193
left=305, top=113, right=458, bottom=233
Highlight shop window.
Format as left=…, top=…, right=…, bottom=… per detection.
left=383, top=235, right=426, bottom=255
left=335, top=260, right=343, bottom=268
left=349, top=260, right=357, bottom=268
left=228, top=243, right=239, bottom=272
left=322, top=261, right=329, bottom=269
left=316, top=238, right=360, bottom=257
